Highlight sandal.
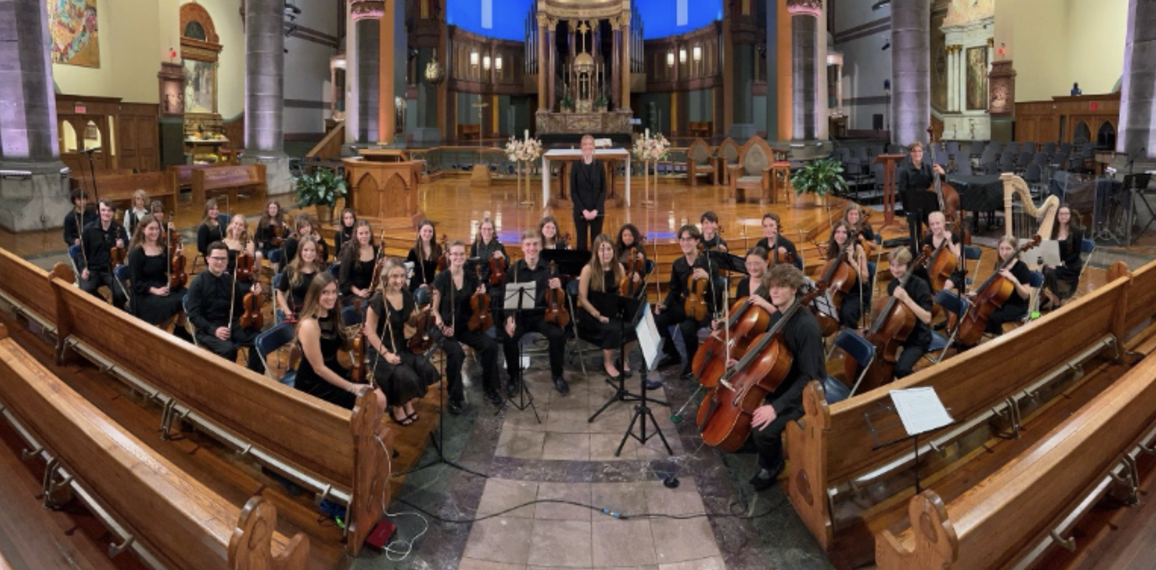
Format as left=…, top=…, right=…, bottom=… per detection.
left=392, top=411, right=414, bottom=426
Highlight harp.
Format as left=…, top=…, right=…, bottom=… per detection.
left=1002, top=173, right=1060, bottom=239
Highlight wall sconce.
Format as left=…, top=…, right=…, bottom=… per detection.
left=692, top=46, right=702, bottom=62
left=666, top=52, right=674, bottom=67
left=483, top=55, right=491, bottom=70
left=470, top=51, right=479, bottom=67
left=495, top=56, right=502, bottom=71
left=679, top=48, right=687, bottom=64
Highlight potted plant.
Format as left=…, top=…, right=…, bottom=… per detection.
left=295, top=166, right=348, bottom=223
left=560, top=85, right=575, bottom=113
left=594, top=89, right=608, bottom=113
left=790, top=158, right=846, bottom=207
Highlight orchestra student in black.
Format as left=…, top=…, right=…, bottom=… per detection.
left=577, top=233, right=637, bottom=380
left=735, top=246, right=770, bottom=301
left=755, top=213, right=803, bottom=270
left=977, top=235, right=1032, bottom=336
left=1042, top=205, right=1084, bottom=309
left=827, top=221, right=870, bottom=329
left=339, top=220, right=378, bottom=305
left=364, top=258, right=435, bottom=425
left=79, top=198, right=129, bottom=310
left=570, top=134, right=606, bottom=251
left=884, top=247, right=933, bottom=378
left=293, top=272, right=386, bottom=413
left=500, top=230, right=570, bottom=396
left=222, top=214, right=262, bottom=277
left=63, top=188, right=97, bottom=247
left=539, top=216, right=568, bottom=250
left=896, top=141, right=945, bottom=246
left=185, top=241, right=264, bottom=372
left=196, top=199, right=228, bottom=257
left=127, top=214, right=188, bottom=332
left=276, top=237, right=323, bottom=322
left=700, top=211, right=728, bottom=252
left=333, top=208, right=358, bottom=259
left=843, top=203, right=876, bottom=243
left=470, top=217, right=508, bottom=288
left=283, top=214, right=330, bottom=265
left=615, top=223, right=647, bottom=267
left=406, top=220, right=441, bottom=293
left=431, top=240, right=502, bottom=413
left=123, top=189, right=149, bottom=238
left=254, top=200, right=288, bottom=272
left=653, top=224, right=713, bottom=379
left=919, top=211, right=963, bottom=292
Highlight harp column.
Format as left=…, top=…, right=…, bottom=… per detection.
left=243, top=0, right=291, bottom=194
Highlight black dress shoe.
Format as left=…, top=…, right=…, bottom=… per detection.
left=506, top=378, right=521, bottom=398
left=680, top=366, right=695, bottom=381
left=553, top=376, right=570, bottom=395
left=616, top=355, right=634, bottom=378
left=643, top=378, right=662, bottom=391
left=486, top=390, right=504, bottom=406
left=657, top=353, right=681, bottom=369
left=447, top=399, right=465, bottom=415
left=750, top=461, right=786, bottom=492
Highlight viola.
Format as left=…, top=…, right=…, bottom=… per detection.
left=560, top=232, right=572, bottom=250
left=956, top=235, right=1040, bottom=346
left=467, top=265, right=493, bottom=332
left=436, top=234, right=449, bottom=272
left=764, top=241, right=797, bottom=268
left=166, top=215, right=188, bottom=289
left=815, top=241, right=858, bottom=336
left=349, top=298, right=366, bottom=383
left=543, top=260, right=570, bottom=328
left=692, top=296, right=772, bottom=388
left=270, top=222, right=287, bottom=248
left=240, top=290, right=264, bottom=330
left=926, top=127, right=970, bottom=245
left=846, top=248, right=934, bottom=394
left=696, top=283, right=827, bottom=452
left=619, top=242, right=646, bottom=297
left=684, top=244, right=710, bottom=321
left=488, top=250, right=506, bottom=286
left=109, top=244, right=127, bottom=272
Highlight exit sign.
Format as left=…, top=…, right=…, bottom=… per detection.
left=75, top=105, right=86, bottom=114
left=1090, top=102, right=1100, bottom=110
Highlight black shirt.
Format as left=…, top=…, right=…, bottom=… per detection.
left=284, top=236, right=330, bottom=265
left=339, top=245, right=379, bottom=296
left=662, top=254, right=713, bottom=311
left=433, top=268, right=480, bottom=327
left=254, top=219, right=282, bottom=250
left=471, top=239, right=508, bottom=285
left=197, top=221, right=227, bottom=255
left=755, top=236, right=803, bottom=270
left=701, top=233, right=728, bottom=251
left=369, top=289, right=416, bottom=353
left=886, top=274, right=933, bottom=348
left=80, top=220, right=129, bottom=272
left=991, top=258, right=1032, bottom=310
left=407, top=246, right=440, bottom=292
left=63, top=208, right=98, bottom=246
left=735, top=275, right=767, bottom=300
left=186, top=270, right=254, bottom=334
left=760, top=304, right=825, bottom=415
left=333, top=227, right=355, bottom=257
left=897, top=160, right=935, bottom=210
left=128, top=247, right=170, bottom=295
left=502, top=259, right=552, bottom=318
left=277, top=268, right=318, bottom=312
left=570, top=159, right=606, bottom=214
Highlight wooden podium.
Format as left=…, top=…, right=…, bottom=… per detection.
left=342, top=150, right=425, bottom=229
left=873, top=153, right=907, bottom=228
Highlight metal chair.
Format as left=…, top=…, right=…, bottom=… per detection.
left=962, top=245, right=983, bottom=287
left=1024, top=270, right=1046, bottom=321
left=181, top=296, right=199, bottom=347
left=822, top=375, right=851, bottom=404
left=834, top=329, right=876, bottom=398
left=254, top=322, right=298, bottom=388
left=926, top=290, right=970, bottom=364
left=564, top=279, right=595, bottom=378
left=113, top=264, right=132, bottom=312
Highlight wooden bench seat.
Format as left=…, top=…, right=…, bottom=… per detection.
left=71, top=171, right=177, bottom=215
left=166, top=163, right=217, bottom=197
left=191, top=164, right=267, bottom=206
left=876, top=352, right=1156, bottom=570
left=0, top=323, right=308, bottom=570
left=0, top=249, right=64, bottom=336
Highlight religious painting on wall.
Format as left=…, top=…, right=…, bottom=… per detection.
left=966, top=46, right=988, bottom=110
left=47, top=0, right=100, bottom=68
left=184, top=60, right=217, bottom=114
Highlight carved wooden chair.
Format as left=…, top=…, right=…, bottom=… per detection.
left=727, top=136, right=776, bottom=204
left=685, top=138, right=717, bottom=186
left=715, top=138, right=740, bottom=186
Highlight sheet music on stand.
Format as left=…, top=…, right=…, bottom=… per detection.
left=889, top=387, right=953, bottom=436
left=804, top=278, right=838, bottom=319
left=635, top=302, right=663, bottom=371
left=1021, top=240, right=1061, bottom=270
left=503, top=281, right=538, bottom=311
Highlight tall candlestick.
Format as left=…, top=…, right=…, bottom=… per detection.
left=524, top=129, right=529, bottom=141
left=645, top=128, right=650, bottom=139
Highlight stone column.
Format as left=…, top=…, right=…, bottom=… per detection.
left=0, top=0, right=70, bottom=232
left=731, top=43, right=757, bottom=139
left=244, top=0, right=291, bottom=194
left=890, top=0, right=930, bottom=146
left=1119, top=0, right=1156, bottom=159
left=946, top=47, right=955, bottom=112
left=621, top=17, right=631, bottom=112
left=610, top=21, right=620, bottom=109
left=355, top=18, right=380, bottom=143
left=537, top=14, right=548, bottom=111
left=547, top=21, right=556, bottom=111
left=788, top=0, right=821, bottom=140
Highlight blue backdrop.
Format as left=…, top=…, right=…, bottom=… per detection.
left=445, top=0, right=722, bottom=41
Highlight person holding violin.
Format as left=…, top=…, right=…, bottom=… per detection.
left=123, top=190, right=149, bottom=238
left=920, top=211, right=963, bottom=292
left=333, top=208, right=358, bottom=259
left=471, top=217, right=508, bottom=286
left=254, top=199, right=289, bottom=272
left=897, top=141, right=946, bottom=247
left=407, top=220, right=442, bottom=293
left=276, top=237, right=324, bottom=322
left=746, top=264, right=826, bottom=491
left=1041, top=205, right=1084, bottom=310
left=843, top=203, right=875, bottom=243
left=499, top=230, right=570, bottom=396
left=577, top=234, right=638, bottom=381
left=339, top=220, right=378, bottom=305
left=654, top=224, right=713, bottom=379
left=283, top=214, right=330, bottom=265
left=615, top=223, right=646, bottom=267
left=364, top=257, right=435, bottom=426
left=974, top=235, right=1033, bottom=336
left=222, top=214, right=261, bottom=277
left=700, top=211, right=728, bottom=252
left=827, top=220, right=870, bottom=328
left=292, top=272, right=386, bottom=414
left=195, top=199, right=229, bottom=258
left=79, top=198, right=130, bottom=310
left=571, top=134, right=606, bottom=252
left=186, top=241, right=265, bottom=372
left=755, top=213, right=803, bottom=270
left=64, top=188, right=97, bottom=247
left=431, top=240, right=502, bottom=412
left=539, top=216, right=568, bottom=250
left=882, top=248, right=934, bottom=378
left=127, top=214, right=189, bottom=336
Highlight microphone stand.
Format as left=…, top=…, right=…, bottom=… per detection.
left=1125, top=146, right=1146, bottom=246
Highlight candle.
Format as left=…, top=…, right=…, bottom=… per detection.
left=524, top=129, right=529, bottom=141
left=645, top=128, right=650, bottom=139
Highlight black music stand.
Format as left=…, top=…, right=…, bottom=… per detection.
left=864, top=388, right=954, bottom=494
left=904, top=190, right=940, bottom=253
left=539, top=249, right=589, bottom=277
left=502, top=279, right=540, bottom=422
left=615, top=301, right=673, bottom=456
left=1124, top=173, right=1153, bottom=246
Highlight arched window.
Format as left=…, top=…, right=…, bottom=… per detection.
left=184, top=21, right=207, bottom=41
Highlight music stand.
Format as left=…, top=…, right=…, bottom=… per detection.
left=1125, top=173, right=1154, bottom=245
left=540, top=249, right=590, bottom=277
left=587, top=288, right=647, bottom=422
left=903, top=190, right=941, bottom=253
left=502, top=279, right=540, bottom=422
left=865, top=387, right=954, bottom=493
left=616, top=301, right=673, bottom=456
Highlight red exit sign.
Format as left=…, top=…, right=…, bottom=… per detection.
left=75, top=105, right=86, bottom=114
left=1090, top=102, right=1100, bottom=110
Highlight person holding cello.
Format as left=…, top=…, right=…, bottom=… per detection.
left=499, top=230, right=570, bottom=396
left=407, top=220, right=442, bottom=293
left=755, top=213, right=803, bottom=270
left=700, top=211, right=728, bottom=252
left=127, top=214, right=189, bottom=337
left=185, top=241, right=264, bottom=372
left=654, top=224, right=713, bottom=379
left=431, top=240, right=502, bottom=412
left=882, top=248, right=934, bottom=378
left=577, top=234, right=638, bottom=382
left=826, top=221, right=870, bottom=329
left=973, top=235, right=1033, bottom=336
left=338, top=220, right=378, bottom=305
left=897, top=141, right=946, bottom=247
left=920, top=211, right=963, bottom=292
left=79, top=198, right=130, bottom=310
left=364, top=257, right=435, bottom=426
left=745, top=264, right=826, bottom=491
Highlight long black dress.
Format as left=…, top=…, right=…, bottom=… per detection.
left=1043, top=229, right=1084, bottom=300
left=367, top=290, right=436, bottom=405
left=578, top=270, right=632, bottom=349
left=128, top=247, right=186, bottom=325
left=294, top=316, right=357, bottom=409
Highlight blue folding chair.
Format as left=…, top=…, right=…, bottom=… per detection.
left=254, top=322, right=297, bottom=387
left=1025, top=270, right=1045, bottom=321
left=113, top=264, right=132, bottom=312
left=962, top=245, right=982, bottom=286
left=341, top=304, right=362, bottom=327
left=834, top=329, right=876, bottom=397
left=822, top=375, right=851, bottom=404
left=927, top=290, right=970, bottom=363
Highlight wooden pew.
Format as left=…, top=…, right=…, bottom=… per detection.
left=0, top=249, right=63, bottom=336
left=166, top=163, right=217, bottom=198
left=1118, top=260, right=1156, bottom=356
left=0, top=323, right=309, bottom=570
left=875, top=351, right=1156, bottom=570
left=191, top=163, right=267, bottom=206
left=786, top=273, right=1131, bottom=552
left=48, top=275, right=392, bottom=556
left=71, top=171, right=177, bottom=214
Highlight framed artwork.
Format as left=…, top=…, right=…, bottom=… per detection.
left=966, top=46, right=988, bottom=111
left=183, top=59, right=217, bottom=114
left=48, top=0, right=100, bottom=68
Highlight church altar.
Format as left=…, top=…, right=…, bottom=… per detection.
left=536, top=110, right=633, bottom=136
left=542, top=148, right=632, bottom=207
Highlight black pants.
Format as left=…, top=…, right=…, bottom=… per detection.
left=573, top=212, right=603, bottom=252
left=751, top=406, right=804, bottom=471
left=894, top=344, right=927, bottom=379
left=195, top=325, right=264, bottom=373
left=81, top=269, right=127, bottom=309
left=500, top=318, right=567, bottom=380
left=442, top=327, right=500, bottom=402
left=654, top=304, right=709, bottom=366
left=985, top=303, right=1028, bottom=335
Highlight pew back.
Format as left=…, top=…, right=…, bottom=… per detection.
left=0, top=249, right=58, bottom=332
left=72, top=172, right=176, bottom=214
left=1122, top=258, right=1156, bottom=333
left=0, top=325, right=307, bottom=570
left=191, top=164, right=266, bottom=206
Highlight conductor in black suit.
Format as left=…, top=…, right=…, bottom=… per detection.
left=570, top=134, right=606, bottom=251
left=897, top=141, right=944, bottom=251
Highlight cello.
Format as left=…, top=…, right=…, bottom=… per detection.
left=814, top=240, right=858, bottom=336
left=696, top=283, right=827, bottom=452
left=925, top=127, right=970, bottom=245
left=692, top=293, right=772, bottom=389
left=924, top=225, right=959, bottom=292
left=955, top=235, right=1040, bottom=346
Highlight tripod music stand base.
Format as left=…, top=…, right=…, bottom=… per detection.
left=615, top=402, right=673, bottom=457
left=505, top=378, right=541, bottom=423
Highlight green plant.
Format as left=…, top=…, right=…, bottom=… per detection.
left=791, top=158, right=847, bottom=196
left=560, top=86, right=575, bottom=112
left=594, top=89, right=607, bottom=109
left=295, top=167, right=348, bottom=209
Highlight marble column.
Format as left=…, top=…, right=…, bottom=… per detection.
left=731, top=43, right=757, bottom=139
left=537, top=14, right=548, bottom=111
left=1119, top=0, right=1156, bottom=158
left=610, top=23, right=620, bottom=109
left=890, top=0, right=930, bottom=146
left=355, top=18, right=380, bottom=143
left=788, top=0, right=821, bottom=140
left=547, top=22, right=556, bottom=111
left=620, top=18, right=631, bottom=112
left=0, top=0, right=70, bottom=231
left=244, top=0, right=291, bottom=194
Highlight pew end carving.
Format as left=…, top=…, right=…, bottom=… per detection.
left=228, top=496, right=311, bottom=570
left=874, top=491, right=959, bottom=569
left=786, top=380, right=834, bottom=549
left=347, top=385, right=394, bottom=554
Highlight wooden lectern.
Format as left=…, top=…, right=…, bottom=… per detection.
left=873, top=153, right=907, bottom=228
left=342, top=150, right=425, bottom=229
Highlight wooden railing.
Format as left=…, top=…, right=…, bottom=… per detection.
left=72, top=171, right=177, bottom=214
left=307, top=122, right=346, bottom=160
left=191, top=163, right=267, bottom=206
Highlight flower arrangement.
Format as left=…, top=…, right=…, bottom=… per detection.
left=504, top=136, right=543, bottom=163
left=632, top=132, right=670, bottom=162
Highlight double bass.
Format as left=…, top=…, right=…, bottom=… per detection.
left=955, top=235, right=1040, bottom=346
left=926, top=127, right=970, bottom=244
left=696, top=283, right=827, bottom=452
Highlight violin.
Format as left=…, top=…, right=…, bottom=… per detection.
left=408, top=305, right=437, bottom=354
left=692, top=296, right=772, bottom=388
left=956, top=235, right=1040, bottom=346
left=845, top=247, right=934, bottom=395
left=349, top=298, right=367, bottom=383
left=696, top=283, right=828, bottom=452
left=684, top=244, right=710, bottom=321
left=815, top=241, right=858, bottom=337
left=488, top=250, right=506, bottom=286
left=235, top=240, right=256, bottom=284
left=270, top=222, right=287, bottom=248
left=110, top=240, right=127, bottom=272
left=926, top=127, right=970, bottom=245
left=543, top=260, right=570, bottom=328
left=166, top=214, right=188, bottom=289
left=764, top=240, right=797, bottom=268
left=560, top=232, right=571, bottom=250
left=240, top=289, right=264, bottom=330
left=436, top=234, right=449, bottom=272
left=619, top=241, right=646, bottom=297
left=467, top=265, right=493, bottom=332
